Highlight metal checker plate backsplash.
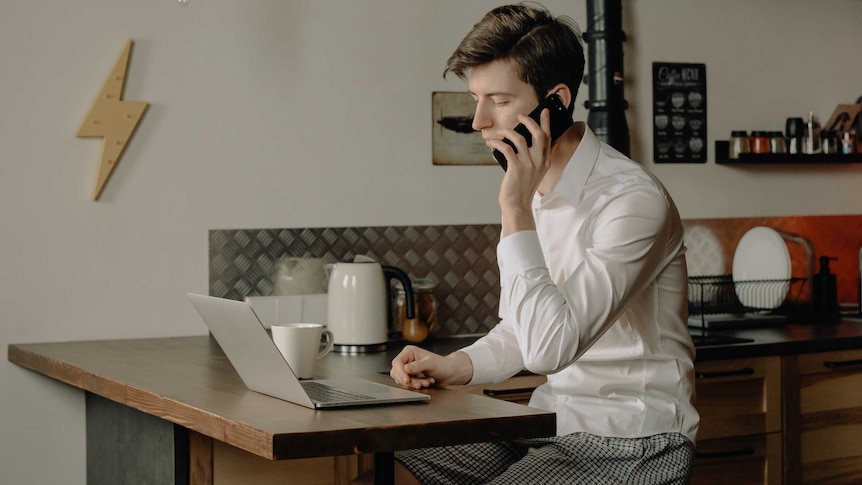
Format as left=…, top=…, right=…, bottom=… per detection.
left=209, top=225, right=503, bottom=336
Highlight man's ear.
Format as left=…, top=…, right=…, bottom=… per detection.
left=548, top=84, right=573, bottom=111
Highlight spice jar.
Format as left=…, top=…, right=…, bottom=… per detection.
left=729, top=131, right=750, bottom=159
left=750, top=131, right=771, bottom=154
left=395, top=278, right=437, bottom=343
left=769, top=131, right=787, bottom=154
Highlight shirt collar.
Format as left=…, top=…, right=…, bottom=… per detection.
left=543, top=122, right=601, bottom=208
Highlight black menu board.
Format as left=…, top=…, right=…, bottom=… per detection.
left=652, top=62, right=706, bottom=163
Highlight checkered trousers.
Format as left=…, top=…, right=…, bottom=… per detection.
left=395, top=432, right=694, bottom=484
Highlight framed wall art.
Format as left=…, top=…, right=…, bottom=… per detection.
left=431, top=91, right=494, bottom=166
left=652, top=62, right=707, bottom=163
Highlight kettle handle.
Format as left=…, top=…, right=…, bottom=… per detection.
left=382, top=265, right=415, bottom=320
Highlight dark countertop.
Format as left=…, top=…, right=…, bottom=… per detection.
left=328, top=319, right=862, bottom=373
left=690, top=318, right=862, bottom=361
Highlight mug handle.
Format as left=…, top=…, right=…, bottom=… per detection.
left=318, top=330, right=334, bottom=359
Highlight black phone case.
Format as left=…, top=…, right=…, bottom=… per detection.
left=492, top=94, right=574, bottom=171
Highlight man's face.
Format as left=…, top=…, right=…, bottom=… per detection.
left=468, top=59, right=540, bottom=150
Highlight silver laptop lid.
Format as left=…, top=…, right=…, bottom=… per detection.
left=187, top=293, right=429, bottom=409
left=188, top=292, right=315, bottom=407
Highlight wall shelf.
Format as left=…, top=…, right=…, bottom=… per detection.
left=715, top=140, right=862, bottom=164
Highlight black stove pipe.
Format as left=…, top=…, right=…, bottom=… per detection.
left=584, top=0, right=630, bottom=156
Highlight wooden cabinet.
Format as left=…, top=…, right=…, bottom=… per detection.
left=691, top=433, right=782, bottom=485
left=465, top=358, right=788, bottom=483
left=466, top=360, right=787, bottom=484
left=784, top=348, right=862, bottom=484
left=691, top=356, right=783, bottom=484
left=397, top=347, right=862, bottom=485
left=693, top=348, right=862, bottom=484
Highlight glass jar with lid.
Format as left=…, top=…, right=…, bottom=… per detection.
left=729, top=130, right=750, bottom=159
left=750, top=131, right=771, bottom=154
left=394, top=277, right=438, bottom=343
left=769, top=131, right=787, bottom=154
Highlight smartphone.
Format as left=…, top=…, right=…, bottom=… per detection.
left=492, top=93, right=574, bottom=171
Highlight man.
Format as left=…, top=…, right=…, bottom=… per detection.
left=379, top=3, right=697, bottom=483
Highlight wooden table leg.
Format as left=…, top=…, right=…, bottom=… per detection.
left=373, top=451, right=395, bottom=485
left=189, top=431, right=214, bottom=485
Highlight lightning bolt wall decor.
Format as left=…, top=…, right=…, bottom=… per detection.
left=77, top=39, right=148, bottom=200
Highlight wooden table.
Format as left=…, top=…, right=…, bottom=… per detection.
left=7, top=336, right=555, bottom=485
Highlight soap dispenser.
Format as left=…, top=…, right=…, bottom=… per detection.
left=812, top=256, right=839, bottom=320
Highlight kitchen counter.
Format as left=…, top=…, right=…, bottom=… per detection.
left=689, top=319, right=862, bottom=361
left=365, top=319, right=862, bottom=369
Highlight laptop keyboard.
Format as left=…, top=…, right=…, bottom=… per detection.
left=301, top=381, right=375, bottom=403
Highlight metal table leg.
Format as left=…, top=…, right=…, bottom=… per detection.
left=373, top=451, right=395, bottom=485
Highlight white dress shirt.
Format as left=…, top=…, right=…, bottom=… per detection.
left=461, top=123, right=699, bottom=442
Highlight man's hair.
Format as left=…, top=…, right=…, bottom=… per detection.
left=444, top=3, right=585, bottom=112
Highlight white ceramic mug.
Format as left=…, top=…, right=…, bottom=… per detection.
left=271, top=323, right=334, bottom=379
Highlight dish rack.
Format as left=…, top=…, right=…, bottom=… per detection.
left=688, top=275, right=808, bottom=329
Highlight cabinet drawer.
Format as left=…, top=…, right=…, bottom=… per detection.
left=691, top=433, right=782, bottom=485
left=694, top=356, right=781, bottom=440
left=796, top=348, right=862, bottom=476
left=798, top=348, right=862, bottom=413
left=800, top=455, right=862, bottom=484
left=798, top=348, right=862, bottom=376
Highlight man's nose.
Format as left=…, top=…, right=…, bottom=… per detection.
left=472, top=102, right=491, bottom=132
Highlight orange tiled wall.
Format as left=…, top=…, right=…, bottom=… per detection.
left=683, top=215, right=862, bottom=305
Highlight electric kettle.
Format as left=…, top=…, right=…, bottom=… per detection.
left=327, top=256, right=415, bottom=353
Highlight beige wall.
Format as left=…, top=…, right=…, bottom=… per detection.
left=2, top=1, right=861, bottom=482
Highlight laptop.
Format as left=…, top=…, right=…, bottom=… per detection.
left=187, top=293, right=430, bottom=409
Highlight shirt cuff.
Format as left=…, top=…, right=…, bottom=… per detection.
left=497, top=230, right=546, bottom=282
left=459, top=342, right=498, bottom=385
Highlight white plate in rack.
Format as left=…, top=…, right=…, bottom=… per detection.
left=732, top=226, right=791, bottom=309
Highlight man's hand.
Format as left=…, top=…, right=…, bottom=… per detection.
left=491, top=109, right=552, bottom=237
left=390, top=346, right=473, bottom=389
